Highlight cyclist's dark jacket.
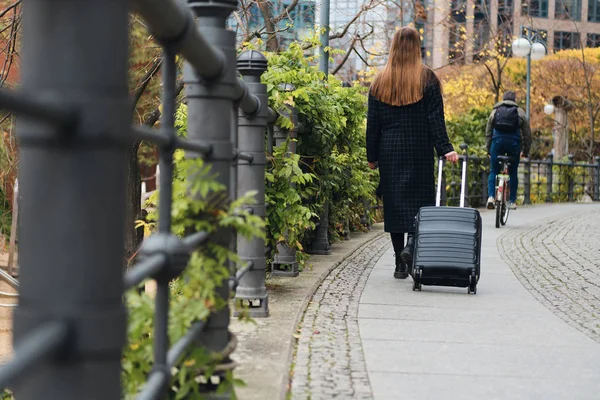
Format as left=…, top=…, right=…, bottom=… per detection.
left=485, top=100, right=532, bottom=156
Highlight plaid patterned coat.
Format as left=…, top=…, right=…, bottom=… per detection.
left=366, top=71, right=454, bottom=233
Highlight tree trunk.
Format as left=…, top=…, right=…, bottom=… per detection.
left=553, top=107, right=569, bottom=159
left=123, top=80, right=184, bottom=267
left=124, top=141, right=143, bottom=267
left=257, top=0, right=279, bottom=52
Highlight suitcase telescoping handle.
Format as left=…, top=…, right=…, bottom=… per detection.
left=436, top=144, right=469, bottom=208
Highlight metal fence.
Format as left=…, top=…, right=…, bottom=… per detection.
left=0, top=0, right=279, bottom=398
left=441, top=152, right=600, bottom=207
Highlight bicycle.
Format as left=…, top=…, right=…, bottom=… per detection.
left=494, top=155, right=511, bottom=228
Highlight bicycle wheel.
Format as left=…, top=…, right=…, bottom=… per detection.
left=501, top=180, right=510, bottom=226
left=501, top=201, right=509, bottom=225
left=495, top=201, right=501, bottom=228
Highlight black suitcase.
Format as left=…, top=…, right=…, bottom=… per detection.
left=411, top=152, right=482, bottom=294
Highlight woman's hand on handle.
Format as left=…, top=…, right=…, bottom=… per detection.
left=445, top=151, right=459, bottom=163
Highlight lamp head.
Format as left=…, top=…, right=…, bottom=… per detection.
left=512, top=37, right=532, bottom=58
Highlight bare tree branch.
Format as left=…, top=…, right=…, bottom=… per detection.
left=333, top=35, right=360, bottom=75
left=482, top=62, right=498, bottom=92
left=143, top=79, right=185, bottom=128
left=0, top=8, right=20, bottom=87
left=332, top=27, right=376, bottom=75
left=303, top=0, right=380, bottom=51
left=130, top=56, right=163, bottom=113
left=353, top=46, right=371, bottom=67
left=0, top=1, right=21, bottom=19
left=272, top=0, right=300, bottom=25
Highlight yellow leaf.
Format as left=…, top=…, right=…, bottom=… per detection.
left=184, top=359, right=196, bottom=367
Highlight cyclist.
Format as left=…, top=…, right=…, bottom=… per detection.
left=485, top=91, right=532, bottom=210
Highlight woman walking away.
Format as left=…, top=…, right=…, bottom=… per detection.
left=366, top=27, right=458, bottom=280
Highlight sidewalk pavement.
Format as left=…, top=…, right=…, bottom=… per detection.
left=231, top=225, right=386, bottom=400
left=359, top=203, right=600, bottom=399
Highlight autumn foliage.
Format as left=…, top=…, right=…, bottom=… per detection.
left=439, top=48, right=600, bottom=160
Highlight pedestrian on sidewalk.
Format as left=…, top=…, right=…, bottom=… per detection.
left=485, top=91, right=532, bottom=210
left=366, top=26, right=458, bottom=280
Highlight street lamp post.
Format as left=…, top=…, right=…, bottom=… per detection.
left=319, top=0, right=330, bottom=76
left=511, top=26, right=547, bottom=121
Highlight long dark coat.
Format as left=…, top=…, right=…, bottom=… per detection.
left=366, top=71, right=454, bottom=233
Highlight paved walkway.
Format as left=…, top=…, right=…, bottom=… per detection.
left=289, top=204, right=600, bottom=399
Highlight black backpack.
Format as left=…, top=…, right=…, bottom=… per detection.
left=493, top=105, right=520, bottom=133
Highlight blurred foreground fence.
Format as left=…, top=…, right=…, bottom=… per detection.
left=0, top=0, right=283, bottom=399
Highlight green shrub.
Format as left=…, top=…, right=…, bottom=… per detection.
left=122, top=105, right=263, bottom=399
left=261, top=42, right=377, bottom=259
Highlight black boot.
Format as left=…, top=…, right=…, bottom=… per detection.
left=394, top=255, right=408, bottom=279
left=400, top=233, right=415, bottom=267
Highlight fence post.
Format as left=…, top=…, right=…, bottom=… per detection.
left=185, top=0, right=236, bottom=388
left=567, top=154, right=575, bottom=202
left=361, top=197, right=372, bottom=230
left=12, top=2, right=129, bottom=399
left=481, top=158, right=489, bottom=205
left=546, top=153, right=554, bottom=202
left=234, top=50, right=269, bottom=318
left=594, top=156, right=600, bottom=201
left=522, top=158, right=531, bottom=204
left=271, top=84, right=300, bottom=277
left=309, top=201, right=331, bottom=254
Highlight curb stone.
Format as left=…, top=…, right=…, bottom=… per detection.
left=287, top=234, right=390, bottom=399
left=230, top=224, right=386, bottom=400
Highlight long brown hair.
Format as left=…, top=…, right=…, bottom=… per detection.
left=370, top=27, right=427, bottom=106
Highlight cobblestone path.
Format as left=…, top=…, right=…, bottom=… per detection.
left=499, top=208, right=600, bottom=342
left=289, top=233, right=389, bottom=400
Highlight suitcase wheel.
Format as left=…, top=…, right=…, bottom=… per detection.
left=468, top=272, right=477, bottom=295
left=412, top=268, right=422, bottom=291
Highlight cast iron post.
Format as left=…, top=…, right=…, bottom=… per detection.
left=546, top=153, right=554, bottom=202
left=13, top=1, right=129, bottom=398
left=481, top=157, right=489, bottom=206
left=523, top=157, right=532, bottom=204
left=568, top=154, right=575, bottom=202
left=185, top=0, right=236, bottom=391
left=234, top=50, right=269, bottom=317
left=309, top=203, right=332, bottom=255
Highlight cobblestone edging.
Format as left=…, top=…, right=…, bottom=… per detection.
left=499, top=209, right=600, bottom=343
left=288, top=234, right=391, bottom=400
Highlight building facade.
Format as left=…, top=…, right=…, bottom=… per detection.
left=328, top=0, right=432, bottom=81
left=326, top=0, right=600, bottom=77
left=434, top=0, right=600, bottom=68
